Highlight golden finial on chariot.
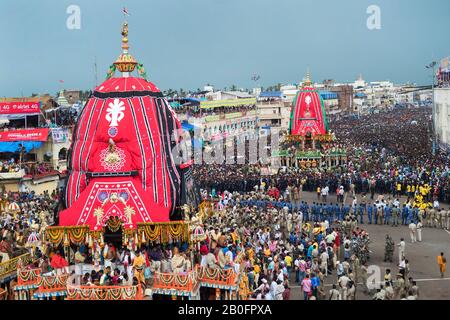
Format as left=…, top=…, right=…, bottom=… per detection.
left=121, top=22, right=129, bottom=50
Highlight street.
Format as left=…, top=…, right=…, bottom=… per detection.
left=288, top=191, right=450, bottom=300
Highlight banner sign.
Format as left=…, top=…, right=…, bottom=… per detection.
left=51, top=128, right=70, bottom=143
left=225, top=112, right=242, bottom=120
left=200, top=98, right=256, bottom=109
left=204, top=115, right=221, bottom=122
left=0, top=128, right=49, bottom=142
left=0, top=101, right=40, bottom=115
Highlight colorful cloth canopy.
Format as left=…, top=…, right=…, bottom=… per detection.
left=289, top=86, right=328, bottom=136
left=59, top=76, right=190, bottom=230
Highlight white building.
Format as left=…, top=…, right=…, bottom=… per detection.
left=56, top=90, right=70, bottom=108
left=256, top=91, right=291, bottom=130
left=364, top=81, right=396, bottom=108
left=352, top=74, right=367, bottom=90
left=434, top=87, right=450, bottom=151
left=280, top=84, right=299, bottom=102
left=205, top=90, right=254, bottom=101
left=203, top=85, right=214, bottom=92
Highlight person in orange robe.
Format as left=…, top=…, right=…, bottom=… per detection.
left=133, top=250, right=146, bottom=284
left=437, top=252, right=446, bottom=278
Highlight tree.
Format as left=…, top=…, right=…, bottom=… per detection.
left=230, top=84, right=237, bottom=91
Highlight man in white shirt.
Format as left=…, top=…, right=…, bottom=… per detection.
left=269, top=279, right=277, bottom=299
left=321, top=186, right=329, bottom=202
left=393, top=198, right=400, bottom=208
left=338, top=274, right=350, bottom=300
left=385, top=282, right=395, bottom=300
left=297, top=210, right=303, bottom=226
left=274, top=280, right=285, bottom=300
left=294, top=257, right=300, bottom=283
left=329, top=284, right=341, bottom=300
left=397, top=238, right=406, bottom=262
left=320, top=250, right=329, bottom=276
left=416, top=221, right=423, bottom=242
left=373, top=287, right=386, bottom=300
left=444, top=209, right=449, bottom=230
left=408, top=222, right=417, bottom=243
left=352, top=197, right=358, bottom=214
left=323, top=220, right=329, bottom=231
left=325, top=232, right=335, bottom=245
left=277, top=269, right=284, bottom=282
left=433, top=200, right=440, bottom=209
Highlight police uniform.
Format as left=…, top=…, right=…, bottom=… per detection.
left=384, top=236, right=394, bottom=262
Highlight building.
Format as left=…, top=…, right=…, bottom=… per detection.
left=175, top=96, right=258, bottom=143
left=205, top=90, right=254, bottom=101
left=0, top=127, right=72, bottom=193
left=353, top=92, right=369, bottom=114
left=256, top=91, right=291, bottom=130
left=327, top=85, right=354, bottom=113
left=0, top=96, right=73, bottom=193
left=434, top=87, right=450, bottom=151
left=280, top=84, right=299, bottom=102
left=319, top=91, right=339, bottom=114
left=56, top=90, right=71, bottom=108
left=63, top=90, right=82, bottom=105
left=352, top=74, right=367, bottom=90
left=365, top=81, right=395, bottom=108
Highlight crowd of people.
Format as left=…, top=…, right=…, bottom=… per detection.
left=0, top=159, right=56, bottom=176
left=0, top=191, right=57, bottom=263
left=0, top=106, right=449, bottom=300
left=174, top=104, right=256, bottom=119
left=192, top=179, right=449, bottom=300
left=193, top=107, right=450, bottom=205
left=0, top=160, right=22, bottom=173
left=197, top=188, right=366, bottom=300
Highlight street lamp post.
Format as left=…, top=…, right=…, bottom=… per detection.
left=426, top=61, right=437, bottom=156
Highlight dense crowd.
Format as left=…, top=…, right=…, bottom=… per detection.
left=0, top=106, right=448, bottom=300
left=0, top=159, right=56, bottom=176
left=193, top=107, right=450, bottom=205
left=174, top=104, right=256, bottom=118
left=0, top=191, right=57, bottom=262
left=44, top=108, right=79, bottom=127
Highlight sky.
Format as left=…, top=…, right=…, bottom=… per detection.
left=0, top=0, right=449, bottom=97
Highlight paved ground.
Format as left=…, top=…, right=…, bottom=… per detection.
left=286, top=191, right=450, bottom=300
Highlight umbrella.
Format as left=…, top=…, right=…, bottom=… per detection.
left=190, top=225, right=206, bottom=243
left=8, top=202, right=20, bottom=212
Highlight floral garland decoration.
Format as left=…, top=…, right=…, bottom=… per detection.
left=38, top=274, right=69, bottom=290
left=198, top=266, right=236, bottom=283
left=67, top=227, right=89, bottom=244
left=154, top=271, right=196, bottom=289
left=17, top=268, right=41, bottom=285
left=140, top=224, right=162, bottom=242
left=67, top=285, right=139, bottom=300
left=106, top=216, right=122, bottom=233
left=45, top=228, right=65, bottom=245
